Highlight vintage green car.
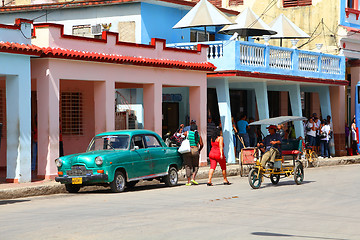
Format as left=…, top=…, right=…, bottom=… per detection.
left=55, top=130, right=183, bottom=193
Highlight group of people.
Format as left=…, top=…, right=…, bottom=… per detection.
left=172, top=118, right=231, bottom=187
left=172, top=112, right=335, bottom=187
left=304, top=113, right=333, bottom=158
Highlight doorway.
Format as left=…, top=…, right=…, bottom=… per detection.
left=162, top=102, right=179, bottom=137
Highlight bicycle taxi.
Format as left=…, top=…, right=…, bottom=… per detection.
left=247, top=116, right=306, bottom=189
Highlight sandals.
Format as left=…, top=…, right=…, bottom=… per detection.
left=223, top=181, right=231, bottom=185
left=207, top=183, right=213, bottom=186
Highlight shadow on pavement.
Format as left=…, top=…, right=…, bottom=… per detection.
left=0, top=199, right=30, bottom=205
left=252, top=231, right=347, bottom=240
left=264, top=180, right=315, bottom=188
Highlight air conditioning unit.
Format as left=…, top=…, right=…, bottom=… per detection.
left=91, top=24, right=102, bottom=35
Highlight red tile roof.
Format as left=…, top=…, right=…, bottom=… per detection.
left=0, top=41, right=216, bottom=71
left=0, top=0, right=239, bottom=15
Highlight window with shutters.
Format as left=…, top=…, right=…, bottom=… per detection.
left=348, top=0, right=354, bottom=8
left=208, top=0, right=222, bottom=7
left=229, top=0, right=243, bottom=6
left=283, top=0, right=312, bottom=7
left=61, top=92, right=83, bottom=136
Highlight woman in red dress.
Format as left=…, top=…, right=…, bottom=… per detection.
left=207, top=127, right=231, bottom=186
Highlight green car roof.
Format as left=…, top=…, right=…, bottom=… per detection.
left=95, top=129, right=160, bottom=137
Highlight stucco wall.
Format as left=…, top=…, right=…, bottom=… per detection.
left=226, top=0, right=340, bottom=53
left=60, top=80, right=95, bottom=156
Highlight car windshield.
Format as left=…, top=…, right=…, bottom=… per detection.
left=87, top=135, right=130, bottom=151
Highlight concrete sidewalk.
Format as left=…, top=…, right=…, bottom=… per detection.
left=1, top=155, right=360, bottom=200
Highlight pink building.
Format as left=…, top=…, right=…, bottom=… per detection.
left=0, top=21, right=213, bottom=182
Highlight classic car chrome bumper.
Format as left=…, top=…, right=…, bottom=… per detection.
left=55, top=174, right=108, bottom=184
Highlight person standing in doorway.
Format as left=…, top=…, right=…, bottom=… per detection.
left=232, top=117, right=238, bottom=158
left=237, top=114, right=250, bottom=151
left=31, top=115, right=38, bottom=174
left=320, top=119, right=331, bottom=158
left=351, top=118, right=358, bottom=155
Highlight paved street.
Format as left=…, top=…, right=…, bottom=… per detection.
left=1, top=164, right=359, bottom=240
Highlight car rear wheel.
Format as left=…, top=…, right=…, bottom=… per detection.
left=65, top=184, right=81, bottom=193
left=110, top=171, right=126, bottom=193
left=164, top=167, right=178, bottom=187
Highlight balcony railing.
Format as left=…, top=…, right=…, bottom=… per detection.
left=167, top=40, right=345, bottom=80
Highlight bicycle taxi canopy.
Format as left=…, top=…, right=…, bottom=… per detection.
left=249, top=116, right=307, bottom=126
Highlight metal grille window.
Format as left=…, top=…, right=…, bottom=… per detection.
left=229, top=0, right=243, bottom=6
left=61, top=92, right=83, bottom=135
left=283, top=0, right=312, bottom=7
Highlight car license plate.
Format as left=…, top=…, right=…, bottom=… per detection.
left=72, top=177, right=82, bottom=184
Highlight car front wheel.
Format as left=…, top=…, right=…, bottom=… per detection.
left=164, top=167, right=178, bottom=187
left=110, top=171, right=126, bottom=193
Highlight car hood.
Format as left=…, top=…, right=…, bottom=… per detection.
left=61, top=150, right=127, bottom=168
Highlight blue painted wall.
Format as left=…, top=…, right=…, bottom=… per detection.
left=140, top=3, right=231, bottom=44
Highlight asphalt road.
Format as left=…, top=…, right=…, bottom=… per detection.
left=1, top=164, right=359, bottom=240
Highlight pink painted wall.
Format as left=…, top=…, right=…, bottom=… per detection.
left=32, top=24, right=208, bottom=63
left=61, top=80, right=95, bottom=155
left=0, top=79, right=6, bottom=167
left=29, top=21, right=210, bottom=177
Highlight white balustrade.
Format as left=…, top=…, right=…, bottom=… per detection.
left=167, top=41, right=343, bottom=78
left=321, top=56, right=341, bottom=74
left=239, top=44, right=265, bottom=67
left=299, top=53, right=319, bottom=72
left=207, top=44, right=223, bottom=59
left=269, top=49, right=292, bottom=70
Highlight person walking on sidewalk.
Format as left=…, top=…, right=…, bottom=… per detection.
left=183, top=123, right=203, bottom=186
left=207, top=127, right=231, bottom=186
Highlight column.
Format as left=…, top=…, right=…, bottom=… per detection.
left=288, top=84, right=304, bottom=138
left=94, top=79, right=115, bottom=134
left=143, top=83, right=162, bottom=135
left=37, top=65, right=59, bottom=179
left=330, top=86, right=347, bottom=156
left=254, top=82, right=270, bottom=135
left=215, top=78, right=235, bottom=163
left=350, top=66, right=360, bottom=119
left=6, top=72, right=31, bottom=183
left=135, top=88, right=144, bottom=129
left=189, top=85, right=208, bottom=166
left=318, top=87, right=332, bottom=120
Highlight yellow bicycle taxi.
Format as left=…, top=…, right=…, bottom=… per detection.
left=247, top=116, right=306, bottom=189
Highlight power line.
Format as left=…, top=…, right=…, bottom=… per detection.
left=31, top=0, right=76, bottom=21
left=248, top=0, right=277, bottom=29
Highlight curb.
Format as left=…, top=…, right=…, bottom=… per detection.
left=1, top=156, right=360, bottom=200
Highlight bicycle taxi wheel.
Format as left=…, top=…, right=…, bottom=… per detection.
left=248, top=168, right=262, bottom=189
left=294, top=162, right=304, bottom=185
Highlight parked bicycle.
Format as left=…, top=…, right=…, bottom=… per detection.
left=303, top=142, right=319, bottom=168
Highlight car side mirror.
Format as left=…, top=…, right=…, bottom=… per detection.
left=132, top=146, right=139, bottom=151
